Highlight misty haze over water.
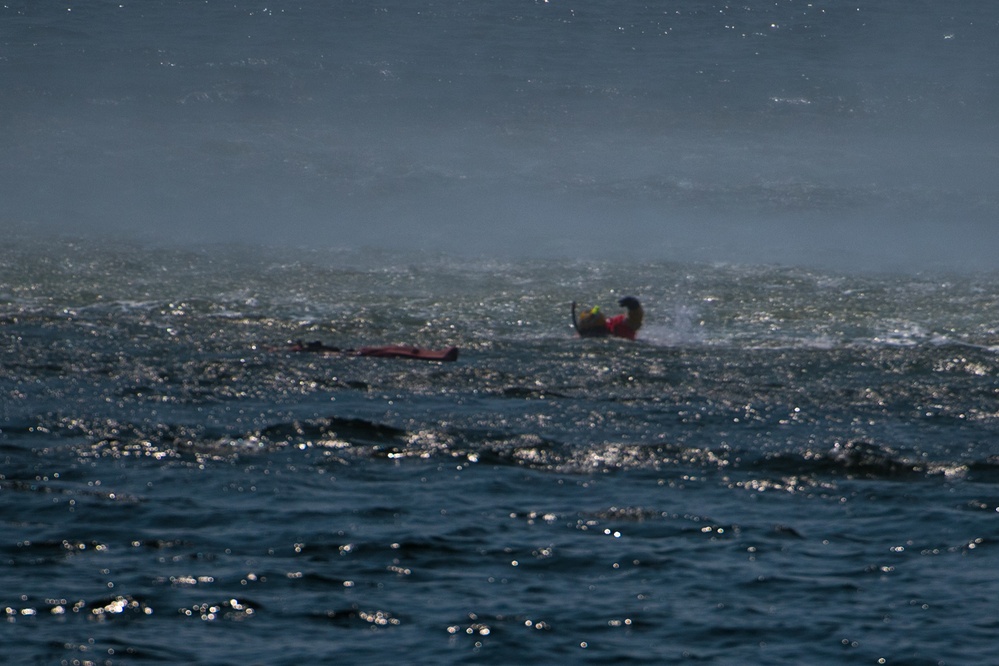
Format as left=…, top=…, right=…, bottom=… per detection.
left=2, top=1, right=997, bottom=270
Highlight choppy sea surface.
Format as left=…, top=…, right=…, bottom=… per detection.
left=3, top=238, right=999, bottom=665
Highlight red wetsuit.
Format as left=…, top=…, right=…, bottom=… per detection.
left=605, top=314, right=638, bottom=340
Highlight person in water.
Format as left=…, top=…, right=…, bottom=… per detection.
left=576, top=296, right=643, bottom=339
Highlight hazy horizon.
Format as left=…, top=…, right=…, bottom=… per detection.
left=3, top=1, right=996, bottom=272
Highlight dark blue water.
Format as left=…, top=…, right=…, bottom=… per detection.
left=3, top=1, right=999, bottom=664
left=3, top=239, right=999, bottom=664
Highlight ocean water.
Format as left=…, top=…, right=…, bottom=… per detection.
left=5, top=239, right=999, bottom=665
left=3, top=1, right=999, bottom=665
left=3, top=0, right=998, bottom=267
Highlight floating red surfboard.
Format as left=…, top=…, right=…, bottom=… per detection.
left=356, top=345, right=459, bottom=362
